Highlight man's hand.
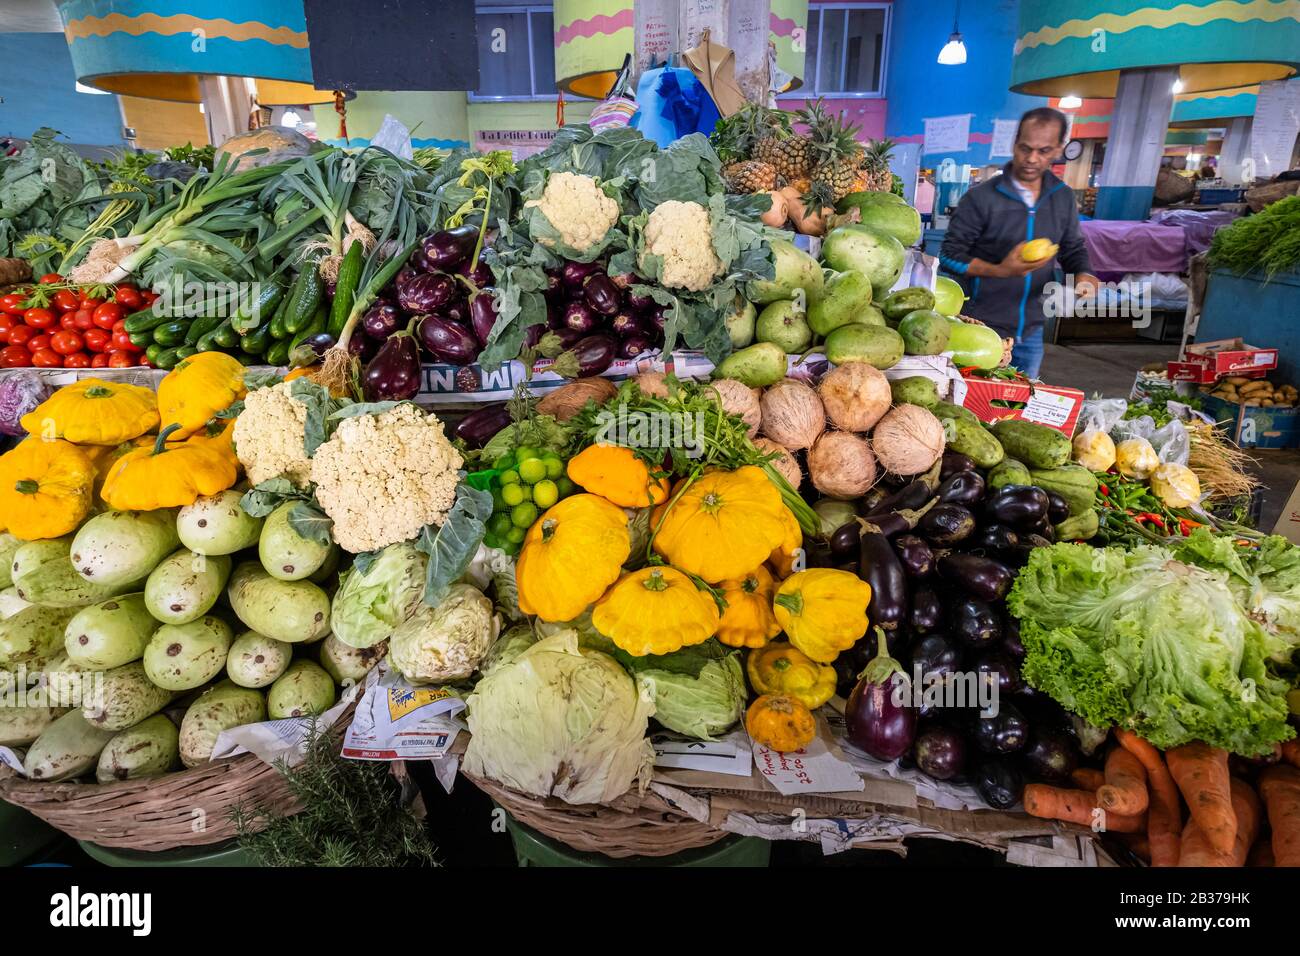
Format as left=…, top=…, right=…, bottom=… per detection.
left=1073, top=273, right=1100, bottom=299
left=995, top=242, right=1042, bottom=278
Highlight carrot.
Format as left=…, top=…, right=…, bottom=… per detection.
left=1167, top=742, right=1236, bottom=857
left=1259, top=764, right=1300, bottom=867
left=1023, top=784, right=1146, bottom=832
left=1180, top=780, right=1260, bottom=867
left=1098, top=746, right=1149, bottom=815
left=1070, top=767, right=1106, bottom=790
left=1117, top=729, right=1182, bottom=866
left=1281, top=739, right=1300, bottom=769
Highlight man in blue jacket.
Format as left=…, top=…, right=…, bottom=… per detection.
left=939, top=108, right=1096, bottom=379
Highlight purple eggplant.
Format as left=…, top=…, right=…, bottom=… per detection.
left=1022, top=728, right=1078, bottom=783
left=543, top=267, right=565, bottom=297
left=618, top=334, right=654, bottom=360
left=829, top=523, right=862, bottom=562
left=625, top=289, right=655, bottom=312
left=918, top=504, right=976, bottom=546
left=894, top=534, right=934, bottom=578
left=347, top=333, right=379, bottom=363
left=846, top=630, right=916, bottom=761
left=362, top=302, right=403, bottom=341
left=1001, top=615, right=1024, bottom=660
left=938, top=553, right=1013, bottom=602
left=422, top=227, right=475, bottom=271
left=859, top=524, right=907, bottom=631
left=953, top=598, right=1001, bottom=649
left=562, top=300, right=599, bottom=333
left=983, top=485, right=1050, bottom=531
left=468, top=293, right=499, bottom=347
left=971, top=524, right=1021, bottom=559
left=454, top=402, right=512, bottom=449
left=648, top=305, right=670, bottom=334
left=1046, top=490, right=1070, bottom=525
left=582, top=272, right=622, bottom=315
left=457, top=258, right=494, bottom=288
left=443, top=296, right=469, bottom=326
left=975, top=760, right=1024, bottom=809
left=566, top=334, right=617, bottom=377
left=561, top=260, right=601, bottom=290
left=972, top=702, right=1029, bottom=756
left=399, top=273, right=457, bottom=314
left=915, top=725, right=967, bottom=781
left=523, top=323, right=543, bottom=348
left=362, top=333, right=422, bottom=401
left=544, top=327, right=584, bottom=351
left=408, top=246, right=433, bottom=272
left=940, top=451, right=977, bottom=479
left=937, top=470, right=985, bottom=507
left=975, top=652, right=1022, bottom=698
left=418, top=315, right=480, bottom=366
left=301, top=332, right=335, bottom=357
left=866, top=470, right=941, bottom=517
left=608, top=309, right=644, bottom=337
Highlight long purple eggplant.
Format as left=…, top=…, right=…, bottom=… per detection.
left=362, top=332, right=422, bottom=401
left=468, top=292, right=499, bottom=347
left=845, top=629, right=916, bottom=761
left=937, top=553, right=1013, bottom=601
left=418, top=315, right=480, bottom=366
left=866, top=461, right=942, bottom=517
left=455, top=403, right=511, bottom=448
left=857, top=521, right=907, bottom=631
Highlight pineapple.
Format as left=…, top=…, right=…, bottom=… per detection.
left=722, top=160, right=779, bottom=193
left=801, top=99, right=865, bottom=203
left=753, top=132, right=813, bottom=185
left=858, top=138, right=896, bottom=194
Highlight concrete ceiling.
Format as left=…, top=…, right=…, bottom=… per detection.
left=0, top=0, right=63, bottom=33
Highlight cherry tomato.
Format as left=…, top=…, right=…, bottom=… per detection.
left=39, top=273, right=62, bottom=284
left=79, top=296, right=105, bottom=310
left=111, top=327, right=139, bottom=351
left=91, top=352, right=110, bottom=368
left=139, top=289, right=159, bottom=306
left=0, top=317, right=11, bottom=344
left=83, top=328, right=111, bottom=352
left=0, top=344, right=31, bottom=367
left=8, top=325, right=35, bottom=347
left=73, top=308, right=96, bottom=331
left=114, top=286, right=144, bottom=310
left=50, top=330, right=84, bottom=355
left=22, top=307, right=56, bottom=330
left=1, top=292, right=28, bottom=314
left=30, top=348, right=63, bottom=368
left=111, top=319, right=128, bottom=333
left=108, top=350, right=137, bottom=368
left=63, top=351, right=91, bottom=369
left=27, top=333, right=52, bottom=353
left=59, top=312, right=78, bottom=331
left=52, top=289, right=80, bottom=312
left=91, top=302, right=125, bottom=328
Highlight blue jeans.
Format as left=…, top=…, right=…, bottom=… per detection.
left=1010, top=329, right=1045, bottom=380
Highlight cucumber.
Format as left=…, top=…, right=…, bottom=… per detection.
left=265, top=337, right=292, bottom=367
left=289, top=305, right=328, bottom=352
left=236, top=351, right=261, bottom=367
left=231, top=278, right=286, bottom=334
left=153, top=347, right=183, bottom=370
left=184, top=313, right=224, bottom=346
left=195, top=325, right=223, bottom=352
left=145, top=343, right=166, bottom=365
left=943, top=417, right=1005, bottom=469
left=212, top=319, right=240, bottom=349
left=269, top=303, right=291, bottom=340
left=328, top=242, right=364, bottom=339
left=240, top=321, right=272, bottom=355
left=130, top=328, right=156, bottom=349
left=989, top=420, right=1072, bottom=470
left=173, top=345, right=198, bottom=361
left=123, top=305, right=172, bottom=335
left=152, top=320, right=189, bottom=347
left=285, top=267, right=324, bottom=335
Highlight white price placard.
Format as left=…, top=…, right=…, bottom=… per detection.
left=990, top=118, right=1018, bottom=158
left=924, top=114, right=971, bottom=155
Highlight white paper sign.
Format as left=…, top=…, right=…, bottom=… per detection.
left=990, top=118, right=1019, bottom=158
left=751, top=731, right=865, bottom=795
left=1251, top=79, right=1300, bottom=180
left=653, top=730, right=752, bottom=776
left=1022, top=390, right=1078, bottom=428
left=924, top=114, right=971, bottom=155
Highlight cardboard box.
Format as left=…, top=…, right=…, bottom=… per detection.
left=1200, top=392, right=1300, bottom=449
left=1167, top=338, right=1278, bottom=384
left=950, top=373, right=1085, bottom=436
left=1271, top=481, right=1300, bottom=545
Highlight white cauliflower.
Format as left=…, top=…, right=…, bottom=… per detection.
left=640, top=199, right=723, bottom=292
left=525, top=171, right=619, bottom=252
left=310, top=403, right=463, bottom=553
left=232, top=381, right=313, bottom=488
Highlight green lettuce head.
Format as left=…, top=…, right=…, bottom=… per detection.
left=618, top=640, right=746, bottom=740
left=330, top=542, right=426, bottom=649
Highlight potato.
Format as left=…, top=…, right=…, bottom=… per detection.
left=1225, top=376, right=1251, bottom=386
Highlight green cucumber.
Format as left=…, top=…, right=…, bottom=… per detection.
left=231, top=279, right=286, bottom=334
left=212, top=320, right=240, bottom=350
left=184, top=313, right=224, bottom=346
left=289, top=305, right=328, bottom=351
left=123, top=306, right=173, bottom=335
left=153, top=347, right=183, bottom=370
left=152, top=320, right=190, bottom=347
left=173, top=345, right=198, bottom=361
left=236, top=352, right=261, bottom=367
left=285, top=268, right=324, bottom=335
left=269, top=304, right=291, bottom=340
left=129, top=328, right=156, bottom=349
left=145, top=343, right=166, bottom=365
left=265, top=337, right=292, bottom=367
left=240, top=322, right=272, bottom=355
left=328, top=243, right=364, bottom=339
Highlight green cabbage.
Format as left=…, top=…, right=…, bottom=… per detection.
left=1009, top=542, right=1294, bottom=755
left=617, top=640, right=746, bottom=740
left=388, top=583, right=499, bottom=684
left=329, top=542, right=426, bottom=649
left=463, top=629, right=655, bottom=804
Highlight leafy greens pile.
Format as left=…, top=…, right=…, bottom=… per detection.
left=1009, top=540, right=1296, bottom=755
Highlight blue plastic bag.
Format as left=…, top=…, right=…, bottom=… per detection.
left=630, top=66, right=721, bottom=148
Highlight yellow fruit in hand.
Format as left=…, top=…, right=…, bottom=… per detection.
left=1021, top=239, right=1059, bottom=263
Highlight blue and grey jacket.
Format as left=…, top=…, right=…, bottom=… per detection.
left=939, top=165, right=1092, bottom=341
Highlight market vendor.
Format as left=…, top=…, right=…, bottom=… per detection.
left=939, top=107, right=1097, bottom=378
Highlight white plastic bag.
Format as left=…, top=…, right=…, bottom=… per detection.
left=1073, top=399, right=1127, bottom=471
left=1150, top=419, right=1190, bottom=465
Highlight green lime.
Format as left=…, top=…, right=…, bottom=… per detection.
left=556, top=475, right=577, bottom=497
left=488, top=512, right=513, bottom=537
left=492, top=453, right=515, bottom=471
left=517, top=482, right=533, bottom=501
left=518, top=457, right=547, bottom=484
left=483, top=531, right=502, bottom=549
left=499, top=468, right=521, bottom=485
left=505, top=525, right=527, bottom=545
left=501, top=538, right=521, bottom=556
left=501, top=483, right=526, bottom=507
left=511, top=502, right=539, bottom=528
left=490, top=486, right=507, bottom=510
left=532, top=479, right=559, bottom=509
left=543, top=454, right=565, bottom=480
left=513, top=445, right=540, bottom=463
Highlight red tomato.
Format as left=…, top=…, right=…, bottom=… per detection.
left=139, top=289, right=159, bottom=306
left=22, top=307, right=55, bottom=330
left=63, top=351, right=91, bottom=369
left=110, top=328, right=136, bottom=351
left=0, top=344, right=31, bottom=367
left=79, top=296, right=105, bottom=310
left=50, top=330, right=84, bottom=355
left=83, top=328, right=111, bottom=352
left=30, top=348, right=63, bottom=368
left=92, top=302, right=124, bottom=328
left=91, top=352, right=110, bottom=368
left=27, top=334, right=52, bottom=353
left=72, top=308, right=96, bottom=331
left=8, top=325, right=35, bottom=347
left=108, top=350, right=137, bottom=368
left=111, top=318, right=128, bottom=333
left=59, top=312, right=78, bottom=331
left=114, top=286, right=144, bottom=310
left=52, top=289, right=80, bottom=312
left=0, top=292, right=28, bottom=314
left=39, top=273, right=62, bottom=284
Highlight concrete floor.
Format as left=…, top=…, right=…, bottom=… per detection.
left=1041, top=341, right=1300, bottom=531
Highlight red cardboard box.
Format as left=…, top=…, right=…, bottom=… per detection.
left=1167, top=338, right=1278, bottom=384
left=951, top=373, right=1085, bottom=436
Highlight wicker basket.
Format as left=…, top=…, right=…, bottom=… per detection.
left=0, top=700, right=356, bottom=852
left=465, top=771, right=726, bottom=859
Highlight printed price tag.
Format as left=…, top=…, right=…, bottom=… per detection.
left=1022, top=390, right=1076, bottom=427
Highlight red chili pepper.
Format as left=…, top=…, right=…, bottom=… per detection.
left=1148, top=514, right=1166, bottom=529
left=1099, top=483, right=1110, bottom=496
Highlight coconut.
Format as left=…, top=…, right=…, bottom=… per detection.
left=818, top=362, right=892, bottom=432
left=535, top=377, right=617, bottom=421
left=707, top=379, right=762, bottom=437
left=871, top=404, right=945, bottom=476
left=633, top=371, right=671, bottom=398
left=807, top=431, right=877, bottom=500
left=759, top=378, right=825, bottom=450
left=754, top=437, right=802, bottom=489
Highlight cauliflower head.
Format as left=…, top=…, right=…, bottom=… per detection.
left=389, top=582, right=500, bottom=684
left=233, top=381, right=313, bottom=488
left=525, top=171, right=619, bottom=252
left=640, top=199, right=722, bottom=292
left=310, top=403, right=463, bottom=553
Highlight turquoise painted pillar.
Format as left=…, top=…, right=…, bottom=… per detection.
left=1220, top=117, right=1253, bottom=185
left=1095, top=67, right=1176, bottom=221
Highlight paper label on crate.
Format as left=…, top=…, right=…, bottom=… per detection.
left=751, top=731, right=865, bottom=795
left=211, top=678, right=365, bottom=766
left=341, top=661, right=466, bottom=761
left=0, top=746, right=24, bottom=775
left=652, top=730, right=752, bottom=776
left=1254, top=352, right=1276, bottom=366
left=1021, top=390, right=1077, bottom=428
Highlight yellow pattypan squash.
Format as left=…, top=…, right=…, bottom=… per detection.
left=517, top=494, right=630, bottom=622
left=745, top=694, right=816, bottom=752
left=773, top=568, right=871, bottom=663
left=20, top=378, right=159, bottom=446
left=767, top=504, right=802, bottom=578
left=172, top=416, right=237, bottom=461
left=592, top=565, right=720, bottom=657
left=0, top=438, right=95, bottom=540
left=566, top=444, right=671, bottom=508
left=746, top=642, right=837, bottom=709
left=652, top=466, right=788, bottom=584
left=101, top=424, right=238, bottom=511
left=157, top=351, right=246, bottom=439
left=717, top=564, right=781, bottom=649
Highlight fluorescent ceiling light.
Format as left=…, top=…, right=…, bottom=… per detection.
left=1059, top=95, right=1083, bottom=109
